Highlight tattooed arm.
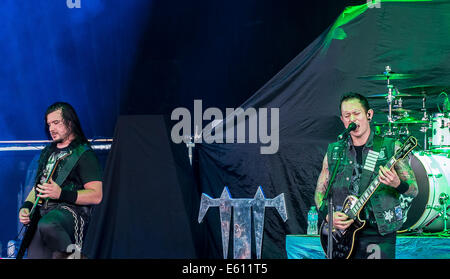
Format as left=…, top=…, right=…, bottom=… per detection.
left=314, top=154, right=329, bottom=209
left=379, top=141, right=418, bottom=198
left=315, top=153, right=354, bottom=230
left=394, top=158, right=418, bottom=198
left=393, top=141, right=419, bottom=198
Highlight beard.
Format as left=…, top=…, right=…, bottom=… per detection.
left=52, top=130, right=71, bottom=144
left=53, top=137, right=64, bottom=144
left=50, top=123, right=74, bottom=145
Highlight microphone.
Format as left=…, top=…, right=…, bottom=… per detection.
left=337, top=122, right=357, bottom=140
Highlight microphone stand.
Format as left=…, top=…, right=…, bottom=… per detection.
left=322, top=137, right=347, bottom=259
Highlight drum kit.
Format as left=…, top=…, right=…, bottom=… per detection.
left=360, top=66, right=450, bottom=235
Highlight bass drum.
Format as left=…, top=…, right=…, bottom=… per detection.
left=399, top=152, right=450, bottom=232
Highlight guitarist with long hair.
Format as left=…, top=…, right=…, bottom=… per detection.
left=314, top=93, right=418, bottom=259
left=18, top=102, right=103, bottom=259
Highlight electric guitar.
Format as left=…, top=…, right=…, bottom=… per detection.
left=16, top=151, right=71, bottom=259
left=319, top=136, right=417, bottom=259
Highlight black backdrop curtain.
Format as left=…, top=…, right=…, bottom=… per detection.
left=196, top=1, right=450, bottom=259
left=84, top=115, right=206, bottom=258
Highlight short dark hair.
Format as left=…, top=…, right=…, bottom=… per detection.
left=339, top=92, right=370, bottom=114
left=45, top=102, right=88, bottom=144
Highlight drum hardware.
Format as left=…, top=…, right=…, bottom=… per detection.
left=398, top=85, right=449, bottom=96
left=373, top=117, right=430, bottom=126
left=430, top=113, right=450, bottom=152
left=358, top=72, right=417, bottom=81
left=386, top=66, right=394, bottom=134
left=367, top=92, right=423, bottom=99
left=363, top=67, right=449, bottom=152
left=420, top=95, right=429, bottom=146
left=423, top=193, right=449, bottom=234
left=362, top=67, right=450, bottom=235
left=381, top=108, right=416, bottom=114
left=392, top=117, right=430, bottom=124
left=397, top=86, right=441, bottom=150
left=364, top=66, right=422, bottom=135
left=439, top=91, right=449, bottom=113
left=398, top=152, right=450, bottom=234
left=439, top=193, right=449, bottom=205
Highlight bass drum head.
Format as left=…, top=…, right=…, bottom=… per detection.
left=399, top=153, right=429, bottom=231
left=399, top=153, right=450, bottom=232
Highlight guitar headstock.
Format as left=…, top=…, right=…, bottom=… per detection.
left=394, top=136, right=418, bottom=161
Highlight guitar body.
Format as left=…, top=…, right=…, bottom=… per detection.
left=319, top=195, right=366, bottom=259
left=16, top=207, right=41, bottom=259
left=15, top=150, right=72, bottom=259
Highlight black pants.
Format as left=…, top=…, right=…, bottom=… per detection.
left=28, top=205, right=76, bottom=259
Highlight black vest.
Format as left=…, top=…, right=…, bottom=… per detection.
left=326, top=132, right=404, bottom=235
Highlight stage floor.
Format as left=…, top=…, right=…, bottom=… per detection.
left=286, top=234, right=450, bottom=259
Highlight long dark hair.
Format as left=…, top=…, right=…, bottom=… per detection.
left=45, top=102, right=88, bottom=144
left=34, top=102, right=89, bottom=187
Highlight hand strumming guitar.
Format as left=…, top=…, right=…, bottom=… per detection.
left=327, top=211, right=354, bottom=230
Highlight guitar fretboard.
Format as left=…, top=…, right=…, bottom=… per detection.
left=349, top=157, right=396, bottom=217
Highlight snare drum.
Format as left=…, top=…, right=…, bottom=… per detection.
left=431, top=113, right=450, bottom=151
left=399, top=152, right=450, bottom=232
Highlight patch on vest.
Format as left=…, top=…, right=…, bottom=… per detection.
left=332, top=146, right=344, bottom=160
left=363, top=150, right=379, bottom=172
left=378, top=148, right=387, bottom=160
left=383, top=210, right=394, bottom=223
left=394, top=205, right=403, bottom=221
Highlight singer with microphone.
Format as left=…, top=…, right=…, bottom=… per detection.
left=314, top=92, right=418, bottom=259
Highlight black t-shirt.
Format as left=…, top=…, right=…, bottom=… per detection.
left=40, top=145, right=102, bottom=193
left=354, top=145, right=364, bottom=166
left=350, top=145, right=364, bottom=196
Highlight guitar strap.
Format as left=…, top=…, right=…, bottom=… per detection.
left=358, top=135, right=384, bottom=195
left=54, top=144, right=90, bottom=187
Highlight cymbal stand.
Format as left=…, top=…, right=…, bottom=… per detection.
left=385, top=66, right=394, bottom=135
left=420, top=91, right=429, bottom=150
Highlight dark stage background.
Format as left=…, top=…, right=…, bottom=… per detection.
left=3, top=0, right=449, bottom=259
left=194, top=0, right=450, bottom=259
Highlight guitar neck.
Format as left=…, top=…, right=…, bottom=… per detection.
left=29, top=169, right=54, bottom=216
left=349, top=157, right=397, bottom=217
left=28, top=151, right=71, bottom=217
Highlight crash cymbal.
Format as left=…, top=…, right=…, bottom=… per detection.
left=373, top=121, right=392, bottom=126
left=397, top=85, right=448, bottom=96
left=380, top=108, right=418, bottom=114
left=358, top=73, right=417, bottom=81
left=367, top=92, right=423, bottom=98
left=373, top=117, right=430, bottom=126
left=394, top=117, right=430, bottom=124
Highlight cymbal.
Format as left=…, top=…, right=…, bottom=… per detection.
left=373, top=117, right=430, bottom=126
left=394, top=117, right=429, bottom=124
left=367, top=92, right=423, bottom=98
left=358, top=73, right=417, bottom=81
left=397, top=85, right=448, bottom=96
left=380, top=108, right=418, bottom=114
